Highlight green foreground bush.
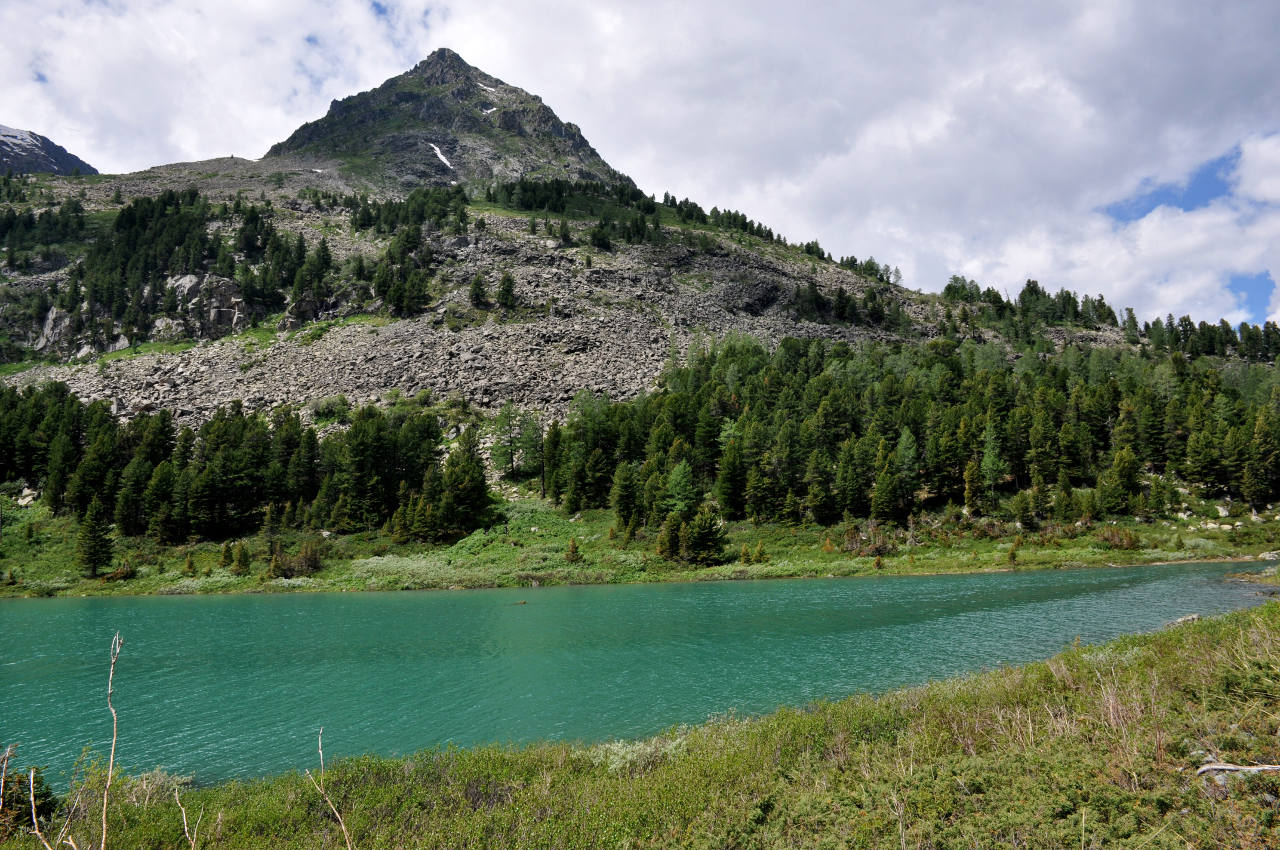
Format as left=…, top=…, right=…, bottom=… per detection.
left=5, top=602, right=1280, bottom=848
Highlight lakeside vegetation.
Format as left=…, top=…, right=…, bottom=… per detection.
left=4, top=600, right=1278, bottom=847
left=3, top=496, right=1279, bottom=598
left=5, top=329, right=1280, bottom=596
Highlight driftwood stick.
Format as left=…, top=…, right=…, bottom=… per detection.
left=1196, top=762, right=1280, bottom=776
left=174, top=786, right=203, bottom=849
left=100, top=632, right=123, bottom=850
left=305, top=727, right=354, bottom=850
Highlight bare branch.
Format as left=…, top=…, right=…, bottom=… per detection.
left=305, top=728, right=353, bottom=850
left=100, top=632, right=123, bottom=850
left=29, top=767, right=83, bottom=850
left=174, top=787, right=202, bottom=849
left=28, top=769, right=53, bottom=850
left=0, top=742, right=13, bottom=817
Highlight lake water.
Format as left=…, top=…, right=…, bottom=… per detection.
left=0, top=561, right=1268, bottom=785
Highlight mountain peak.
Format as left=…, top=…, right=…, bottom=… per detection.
left=410, top=47, right=475, bottom=82
left=0, top=124, right=97, bottom=176
left=266, top=50, right=625, bottom=190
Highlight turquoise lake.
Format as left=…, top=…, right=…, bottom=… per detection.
left=0, top=561, right=1269, bottom=786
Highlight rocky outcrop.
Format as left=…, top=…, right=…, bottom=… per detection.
left=29, top=273, right=255, bottom=357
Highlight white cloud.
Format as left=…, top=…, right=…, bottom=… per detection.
left=3, top=0, right=1280, bottom=323
left=1238, top=135, right=1280, bottom=205
left=0, top=1, right=437, bottom=170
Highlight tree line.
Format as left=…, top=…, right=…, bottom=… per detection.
left=490, top=336, right=1280, bottom=552
left=0, top=385, right=493, bottom=574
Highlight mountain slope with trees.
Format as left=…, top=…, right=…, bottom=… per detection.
left=1, top=50, right=1279, bottom=595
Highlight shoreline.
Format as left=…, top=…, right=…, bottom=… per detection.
left=7, top=500, right=1279, bottom=600
left=3, top=549, right=1275, bottom=603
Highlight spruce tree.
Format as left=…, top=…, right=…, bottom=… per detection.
left=655, top=511, right=681, bottom=560
left=679, top=505, right=728, bottom=566
left=438, top=428, right=491, bottom=537
left=496, top=271, right=516, bottom=310
left=231, top=542, right=250, bottom=576
left=76, top=496, right=112, bottom=577
left=609, top=461, right=639, bottom=530
left=468, top=274, right=487, bottom=308
left=715, top=438, right=747, bottom=519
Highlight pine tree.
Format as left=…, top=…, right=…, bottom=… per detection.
left=679, top=505, right=728, bottom=566
left=870, top=469, right=898, bottom=523
left=803, top=450, right=838, bottom=526
left=232, top=542, right=251, bottom=576
left=76, top=496, right=112, bottom=577
left=664, top=460, right=698, bottom=520
left=979, top=418, right=1007, bottom=501
left=438, top=428, right=491, bottom=537
left=468, top=273, right=488, bottom=308
left=655, top=511, right=681, bottom=560
left=715, top=438, right=747, bottom=519
left=496, top=271, right=516, bottom=310
left=610, top=461, right=640, bottom=530
left=963, top=459, right=981, bottom=515
left=112, top=455, right=152, bottom=536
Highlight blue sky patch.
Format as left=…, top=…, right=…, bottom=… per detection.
left=1229, top=271, right=1274, bottom=325
left=32, top=69, right=48, bottom=84
left=370, top=1, right=390, bottom=19
left=1104, top=148, right=1238, bottom=223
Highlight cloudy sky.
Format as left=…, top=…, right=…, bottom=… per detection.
left=4, top=0, right=1280, bottom=325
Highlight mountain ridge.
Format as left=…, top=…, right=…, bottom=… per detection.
left=0, top=124, right=97, bottom=176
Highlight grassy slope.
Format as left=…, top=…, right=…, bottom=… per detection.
left=3, top=496, right=1279, bottom=598
left=5, top=601, right=1279, bottom=848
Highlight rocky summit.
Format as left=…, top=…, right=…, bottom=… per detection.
left=266, top=48, right=624, bottom=190
left=0, top=124, right=97, bottom=176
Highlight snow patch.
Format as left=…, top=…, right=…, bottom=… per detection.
left=483, top=107, right=497, bottom=115
left=311, top=168, right=325, bottom=174
left=428, top=143, right=453, bottom=170
left=476, top=82, right=496, bottom=93
left=0, top=124, right=40, bottom=154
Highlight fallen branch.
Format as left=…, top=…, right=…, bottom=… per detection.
left=1196, top=762, right=1280, bottom=776
left=305, top=727, right=353, bottom=850
left=174, top=787, right=202, bottom=849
